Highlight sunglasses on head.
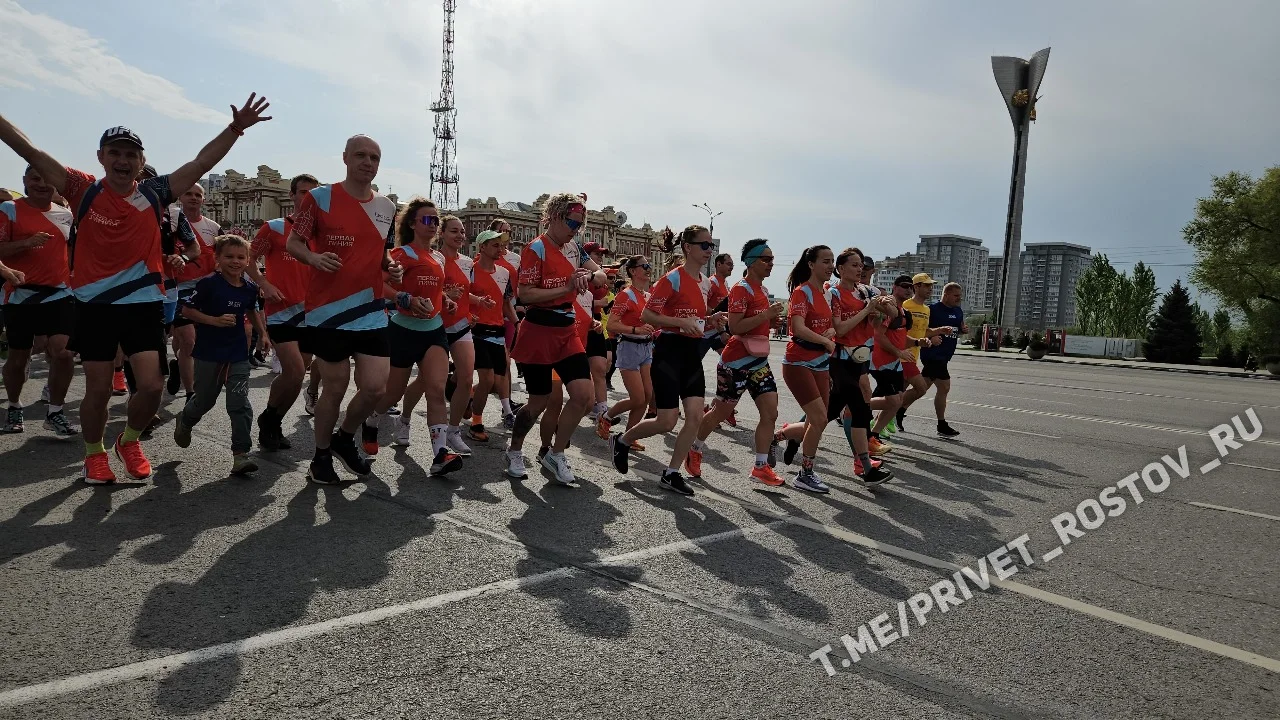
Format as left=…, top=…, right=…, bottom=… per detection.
left=419, top=215, right=440, bottom=226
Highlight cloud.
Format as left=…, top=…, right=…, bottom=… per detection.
left=0, top=0, right=225, bottom=124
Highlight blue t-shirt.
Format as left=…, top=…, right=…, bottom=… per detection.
left=921, top=302, right=963, bottom=362
left=182, top=272, right=259, bottom=363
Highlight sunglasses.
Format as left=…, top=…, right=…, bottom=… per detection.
left=689, top=241, right=715, bottom=251
left=419, top=215, right=440, bottom=226
left=895, top=282, right=913, bottom=289
left=564, top=217, right=584, bottom=231
left=758, top=256, right=775, bottom=264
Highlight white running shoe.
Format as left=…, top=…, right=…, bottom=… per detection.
left=505, top=450, right=527, bottom=479
left=392, top=418, right=412, bottom=446
left=446, top=429, right=472, bottom=457
left=40, top=384, right=51, bottom=404
left=540, top=451, right=576, bottom=486
left=270, top=353, right=282, bottom=374
left=304, top=390, right=318, bottom=416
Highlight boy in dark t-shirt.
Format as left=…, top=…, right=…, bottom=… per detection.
left=174, top=235, right=269, bottom=474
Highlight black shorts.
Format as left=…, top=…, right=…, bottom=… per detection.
left=2, top=297, right=75, bottom=350
left=70, top=301, right=166, bottom=362
left=652, top=334, right=706, bottom=410
left=386, top=322, right=447, bottom=369
left=303, top=326, right=390, bottom=363
left=828, top=356, right=873, bottom=427
left=446, top=326, right=472, bottom=347
left=170, top=289, right=197, bottom=329
left=921, top=358, right=950, bottom=380
left=871, top=368, right=905, bottom=397
left=266, top=322, right=308, bottom=346
left=586, top=330, right=609, bottom=358
left=715, top=357, right=777, bottom=403
left=518, top=352, right=590, bottom=396
left=474, top=339, right=508, bottom=376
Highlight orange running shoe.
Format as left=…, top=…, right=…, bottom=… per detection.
left=629, top=441, right=645, bottom=452
left=868, top=436, right=892, bottom=456
left=111, top=370, right=127, bottom=396
left=853, top=456, right=884, bottom=474
left=83, top=452, right=116, bottom=485
left=595, top=413, right=611, bottom=440
left=361, top=422, right=380, bottom=456
left=113, top=434, right=152, bottom=479
left=750, top=464, right=785, bottom=487
left=684, top=448, right=703, bottom=478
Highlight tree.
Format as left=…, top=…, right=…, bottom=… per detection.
left=1124, top=262, right=1159, bottom=337
left=1144, top=280, right=1202, bottom=364
left=1192, top=302, right=1215, bottom=353
left=1074, top=255, right=1157, bottom=338
left=1185, top=167, right=1280, bottom=313
left=1074, top=254, right=1119, bottom=336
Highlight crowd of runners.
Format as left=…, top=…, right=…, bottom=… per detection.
left=0, top=94, right=970, bottom=495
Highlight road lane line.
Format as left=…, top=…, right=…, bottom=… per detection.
left=0, top=519, right=784, bottom=709
left=982, top=393, right=1076, bottom=406
left=940, top=420, right=1061, bottom=439
left=673, top=480, right=1280, bottom=674
left=1226, top=462, right=1280, bottom=474
left=1187, top=502, right=1280, bottom=522
left=952, top=373, right=1280, bottom=410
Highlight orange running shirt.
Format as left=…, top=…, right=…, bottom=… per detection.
left=63, top=167, right=172, bottom=304
left=471, top=261, right=511, bottom=327
left=435, top=250, right=473, bottom=332
left=828, top=284, right=875, bottom=357
left=251, top=217, right=310, bottom=325
left=0, top=198, right=72, bottom=304
left=292, top=183, right=396, bottom=331
left=389, top=244, right=445, bottom=331
left=720, top=277, right=772, bottom=367
left=610, top=286, right=648, bottom=332
left=173, top=209, right=220, bottom=289
left=646, top=266, right=707, bottom=338
left=784, top=283, right=833, bottom=368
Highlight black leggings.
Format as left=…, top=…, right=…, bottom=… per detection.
left=826, top=356, right=872, bottom=428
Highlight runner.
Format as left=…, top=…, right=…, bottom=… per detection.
left=869, top=276, right=922, bottom=447
left=603, top=255, right=655, bottom=447
left=0, top=165, right=78, bottom=437
left=361, top=197, right=462, bottom=476
left=827, top=247, right=895, bottom=484
left=467, top=229, right=516, bottom=442
left=248, top=173, right=320, bottom=451
left=687, top=239, right=786, bottom=487
left=168, top=183, right=220, bottom=397
left=172, top=234, right=268, bottom=475
left=285, top=134, right=403, bottom=485
left=775, top=245, right=838, bottom=493
left=490, top=218, right=521, bottom=428
left=909, top=281, right=966, bottom=437
left=580, top=241, right=614, bottom=438
left=0, top=94, right=271, bottom=484
left=891, top=273, right=948, bottom=434
left=504, top=192, right=607, bottom=484
left=435, top=214, right=485, bottom=458
left=610, top=225, right=723, bottom=496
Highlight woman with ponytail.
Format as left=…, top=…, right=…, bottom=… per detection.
left=604, top=255, right=656, bottom=444
left=778, top=245, right=837, bottom=493
left=610, top=225, right=724, bottom=497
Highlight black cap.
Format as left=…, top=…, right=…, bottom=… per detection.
left=100, top=126, right=144, bottom=150
left=894, top=274, right=914, bottom=286
left=140, top=164, right=158, bottom=179
left=862, top=256, right=875, bottom=269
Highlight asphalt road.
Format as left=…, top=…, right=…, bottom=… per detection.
left=1, top=347, right=1278, bottom=719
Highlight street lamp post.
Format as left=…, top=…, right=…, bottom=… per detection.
left=991, top=48, right=1050, bottom=329
left=692, top=202, right=723, bottom=276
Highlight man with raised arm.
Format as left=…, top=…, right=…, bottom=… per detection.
left=0, top=93, right=272, bottom=484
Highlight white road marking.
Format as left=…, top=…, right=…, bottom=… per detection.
left=982, top=392, right=1077, bottom=406
left=1200, top=459, right=1222, bottom=473
left=1041, top=547, right=1064, bottom=562
left=949, top=401, right=1280, bottom=447
left=0, top=517, right=784, bottom=709
left=952, top=373, right=1280, bottom=410
left=1187, top=502, right=1280, bottom=522
left=1227, top=462, right=1280, bottom=474
left=940, top=420, right=1061, bottom=439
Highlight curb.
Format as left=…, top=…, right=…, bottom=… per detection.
left=954, top=350, right=1279, bottom=381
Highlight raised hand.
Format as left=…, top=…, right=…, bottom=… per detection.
left=230, top=93, right=272, bottom=131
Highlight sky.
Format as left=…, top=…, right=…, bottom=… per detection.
left=2, top=0, right=1277, bottom=302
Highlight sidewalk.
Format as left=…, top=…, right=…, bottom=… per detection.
left=953, top=347, right=1280, bottom=381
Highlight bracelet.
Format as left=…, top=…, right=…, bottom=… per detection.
left=396, top=292, right=412, bottom=310
left=228, top=124, right=244, bottom=136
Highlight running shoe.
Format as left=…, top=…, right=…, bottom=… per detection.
left=595, top=413, right=611, bottom=440
left=783, top=437, right=801, bottom=466
left=112, top=370, right=128, bottom=396
left=511, top=402, right=525, bottom=415
left=307, top=456, right=342, bottom=485
left=536, top=445, right=550, bottom=463
left=896, top=408, right=907, bottom=433
left=857, top=467, right=894, bottom=486
left=659, top=471, right=694, bottom=496
left=392, top=418, right=412, bottom=446
left=257, top=423, right=291, bottom=452
left=174, top=414, right=192, bottom=448
left=2, top=405, right=23, bottom=433
left=630, top=440, right=645, bottom=452
left=868, top=436, right=892, bottom=456
left=610, top=433, right=629, bottom=474
left=231, top=454, right=259, bottom=475
left=446, top=429, right=473, bottom=457
left=83, top=452, right=116, bottom=485
left=504, top=450, right=527, bottom=479
left=330, top=433, right=373, bottom=476
left=385, top=404, right=401, bottom=417
left=792, top=468, right=830, bottom=494
left=540, top=452, right=577, bottom=486
left=430, top=447, right=464, bottom=477
left=114, top=434, right=152, bottom=479
left=467, top=423, right=489, bottom=443
left=501, top=411, right=517, bottom=430
left=684, top=448, right=703, bottom=478
left=726, top=408, right=738, bottom=428
left=43, top=411, right=79, bottom=438
left=750, top=464, right=785, bottom=487
left=767, top=435, right=780, bottom=468
left=304, top=390, right=318, bottom=416
left=852, top=456, right=883, bottom=475
left=937, top=421, right=960, bottom=438
left=166, top=360, right=181, bottom=396
left=607, top=415, right=623, bottom=427
left=270, top=354, right=282, bottom=374
left=361, top=421, right=380, bottom=456
left=883, top=418, right=898, bottom=436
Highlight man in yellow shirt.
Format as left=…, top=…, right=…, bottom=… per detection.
left=891, top=273, right=952, bottom=433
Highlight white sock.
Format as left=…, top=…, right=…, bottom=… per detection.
left=594, top=401, right=607, bottom=417
left=6, top=402, right=18, bottom=411
left=48, top=404, right=63, bottom=414
left=448, top=424, right=462, bottom=436
left=755, top=453, right=768, bottom=466
left=501, top=398, right=513, bottom=414
left=429, top=424, right=447, bottom=454
left=692, top=439, right=706, bottom=452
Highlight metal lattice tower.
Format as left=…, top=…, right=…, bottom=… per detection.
left=429, top=0, right=459, bottom=210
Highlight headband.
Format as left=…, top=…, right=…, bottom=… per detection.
left=743, top=243, right=771, bottom=267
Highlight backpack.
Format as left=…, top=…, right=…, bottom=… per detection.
left=67, top=180, right=167, bottom=271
